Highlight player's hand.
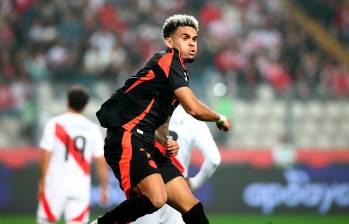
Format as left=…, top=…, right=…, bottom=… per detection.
left=165, top=137, right=179, bottom=157
left=216, top=114, right=232, bottom=132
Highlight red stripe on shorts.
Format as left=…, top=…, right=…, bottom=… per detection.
left=40, top=190, right=57, bottom=222
left=71, top=205, right=90, bottom=222
left=154, top=141, right=185, bottom=173
left=120, top=131, right=132, bottom=198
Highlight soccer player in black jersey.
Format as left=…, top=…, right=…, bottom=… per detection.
left=92, top=14, right=232, bottom=224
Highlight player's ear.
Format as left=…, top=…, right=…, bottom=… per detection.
left=164, top=37, right=173, bottom=48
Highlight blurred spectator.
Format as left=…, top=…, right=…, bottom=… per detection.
left=335, top=1, right=349, bottom=48
left=329, top=65, right=349, bottom=98
left=13, top=0, right=32, bottom=15
left=58, top=11, right=83, bottom=45
left=199, top=0, right=222, bottom=27
left=83, top=43, right=103, bottom=76
left=0, top=78, right=13, bottom=112
left=272, top=135, right=296, bottom=168
left=24, top=49, right=50, bottom=81
left=0, top=17, right=15, bottom=50
left=0, top=50, right=16, bottom=78
left=98, top=2, right=127, bottom=34
left=10, top=76, right=30, bottom=115
left=29, top=17, right=57, bottom=44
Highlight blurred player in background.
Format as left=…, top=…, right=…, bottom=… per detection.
left=133, top=104, right=221, bottom=224
left=92, top=14, right=231, bottom=224
left=37, top=85, right=109, bottom=224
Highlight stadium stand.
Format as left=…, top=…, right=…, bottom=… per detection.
left=0, top=0, right=348, bottom=149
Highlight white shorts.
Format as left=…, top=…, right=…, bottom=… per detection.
left=133, top=204, right=184, bottom=224
left=37, top=187, right=90, bottom=224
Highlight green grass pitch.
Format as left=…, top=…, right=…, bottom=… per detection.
left=1, top=214, right=349, bottom=224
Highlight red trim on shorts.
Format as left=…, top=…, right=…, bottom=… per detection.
left=125, top=70, right=155, bottom=93
left=55, top=123, right=90, bottom=175
left=122, top=98, right=155, bottom=131
left=120, top=131, right=132, bottom=198
left=154, top=141, right=185, bottom=173
left=40, top=190, right=57, bottom=222
left=71, top=205, right=90, bottom=222
left=158, top=49, right=174, bottom=78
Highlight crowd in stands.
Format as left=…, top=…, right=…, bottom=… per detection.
left=295, top=0, right=349, bottom=50
left=0, top=0, right=349, bottom=145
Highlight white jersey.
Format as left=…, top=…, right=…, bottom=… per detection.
left=37, top=112, right=104, bottom=224
left=169, top=105, right=221, bottom=184
left=39, top=112, right=104, bottom=195
left=133, top=105, right=221, bottom=224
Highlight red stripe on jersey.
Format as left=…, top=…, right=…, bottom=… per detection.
left=71, top=205, right=90, bottom=222
left=158, top=49, right=174, bottom=78
left=40, top=190, right=57, bottom=222
left=122, top=98, right=155, bottom=131
left=119, top=99, right=155, bottom=198
left=125, top=70, right=155, bottom=93
left=178, top=51, right=187, bottom=70
left=120, top=131, right=132, bottom=198
left=55, top=123, right=90, bottom=175
left=154, top=141, right=185, bottom=173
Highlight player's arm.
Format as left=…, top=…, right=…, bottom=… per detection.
left=37, top=120, right=55, bottom=200
left=174, top=87, right=231, bottom=131
left=38, top=149, right=52, bottom=200
left=94, top=156, right=109, bottom=205
left=155, top=117, right=179, bottom=157
left=164, top=50, right=231, bottom=131
left=188, top=121, right=221, bottom=191
left=154, top=117, right=170, bottom=146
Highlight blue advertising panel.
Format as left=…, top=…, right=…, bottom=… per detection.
left=1, top=156, right=349, bottom=214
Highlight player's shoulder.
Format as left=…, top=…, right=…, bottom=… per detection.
left=45, top=114, right=63, bottom=125
left=52, top=113, right=98, bottom=127
left=77, top=115, right=100, bottom=129
left=152, top=48, right=179, bottom=62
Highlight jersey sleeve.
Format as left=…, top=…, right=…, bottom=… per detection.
left=158, top=49, right=189, bottom=92
left=39, top=120, right=55, bottom=151
left=91, top=125, right=104, bottom=157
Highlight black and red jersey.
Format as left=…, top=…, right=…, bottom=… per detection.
left=96, top=48, right=189, bottom=138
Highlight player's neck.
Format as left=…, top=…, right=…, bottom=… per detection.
left=67, top=108, right=82, bottom=114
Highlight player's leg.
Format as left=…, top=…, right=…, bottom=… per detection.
left=93, top=129, right=167, bottom=224
left=97, top=174, right=166, bottom=224
left=166, top=176, right=209, bottom=224
left=152, top=148, right=209, bottom=224
left=37, top=188, right=65, bottom=224
left=64, top=196, right=90, bottom=224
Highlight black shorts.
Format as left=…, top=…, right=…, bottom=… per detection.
left=104, top=128, right=182, bottom=198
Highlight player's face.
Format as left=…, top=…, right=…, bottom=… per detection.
left=165, top=26, right=198, bottom=63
